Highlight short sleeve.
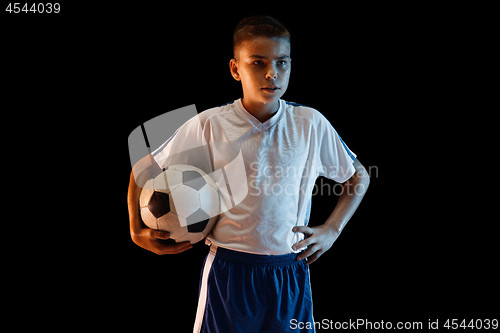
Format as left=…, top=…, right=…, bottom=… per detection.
left=151, top=114, right=213, bottom=175
left=316, top=114, right=357, bottom=183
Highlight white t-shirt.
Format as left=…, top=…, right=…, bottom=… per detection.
left=152, top=99, right=356, bottom=255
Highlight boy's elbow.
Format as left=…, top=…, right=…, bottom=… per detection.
left=352, top=159, right=370, bottom=189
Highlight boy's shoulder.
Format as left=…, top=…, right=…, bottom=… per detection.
left=196, top=100, right=236, bottom=122
left=283, top=100, right=329, bottom=126
left=284, top=100, right=316, bottom=114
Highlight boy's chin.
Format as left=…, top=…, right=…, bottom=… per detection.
left=259, top=91, right=284, bottom=104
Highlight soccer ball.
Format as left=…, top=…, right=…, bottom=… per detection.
left=139, top=164, right=220, bottom=244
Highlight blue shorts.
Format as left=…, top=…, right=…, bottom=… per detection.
left=193, top=246, right=315, bottom=333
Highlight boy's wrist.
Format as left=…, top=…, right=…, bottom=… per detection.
left=322, top=217, right=342, bottom=235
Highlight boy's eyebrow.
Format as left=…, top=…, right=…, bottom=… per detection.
left=249, top=54, right=291, bottom=59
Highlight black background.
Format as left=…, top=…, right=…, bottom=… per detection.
left=3, top=3, right=496, bottom=332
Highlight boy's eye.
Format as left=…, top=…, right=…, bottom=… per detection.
left=277, top=60, right=287, bottom=66
left=253, top=60, right=264, bottom=65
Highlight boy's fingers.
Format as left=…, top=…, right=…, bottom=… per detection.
left=296, top=247, right=312, bottom=261
left=304, top=251, right=321, bottom=265
left=292, top=226, right=314, bottom=237
left=293, top=237, right=312, bottom=251
left=292, top=226, right=316, bottom=251
left=157, top=241, right=192, bottom=255
left=297, top=246, right=319, bottom=262
left=154, top=230, right=170, bottom=239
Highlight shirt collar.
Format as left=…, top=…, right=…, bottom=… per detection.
left=234, top=99, right=284, bottom=131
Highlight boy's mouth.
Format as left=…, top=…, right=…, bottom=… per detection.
left=261, top=86, right=280, bottom=94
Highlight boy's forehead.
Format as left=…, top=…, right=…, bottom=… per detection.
left=237, top=37, right=290, bottom=59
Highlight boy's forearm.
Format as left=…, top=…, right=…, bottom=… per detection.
left=323, top=160, right=370, bottom=234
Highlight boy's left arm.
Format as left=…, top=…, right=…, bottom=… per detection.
left=292, top=159, right=370, bottom=264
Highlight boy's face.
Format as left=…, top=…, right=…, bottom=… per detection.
left=230, top=37, right=291, bottom=109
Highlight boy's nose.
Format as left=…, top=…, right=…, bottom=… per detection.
left=266, top=69, right=278, bottom=80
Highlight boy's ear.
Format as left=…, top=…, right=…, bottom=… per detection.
left=229, top=59, right=241, bottom=81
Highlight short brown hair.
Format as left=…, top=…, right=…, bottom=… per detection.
left=233, top=16, right=290, bottom=57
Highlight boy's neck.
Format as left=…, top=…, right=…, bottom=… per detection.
left=241, top=98, right=279, bottom=123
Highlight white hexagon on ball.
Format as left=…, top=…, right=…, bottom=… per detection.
left=199, top=184, right=220, bottom=217
left=171, top=185, right=201, bottom=218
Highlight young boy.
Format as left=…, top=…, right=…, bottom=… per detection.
left=128, top=16, right=369, bottom=333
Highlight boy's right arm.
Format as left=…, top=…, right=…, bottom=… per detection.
left=128, top=154, right=193, bottom=255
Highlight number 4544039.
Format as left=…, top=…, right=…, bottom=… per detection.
left=6, top=3, right=60, bottom=13
left=444, top=319, right=498, bottom=330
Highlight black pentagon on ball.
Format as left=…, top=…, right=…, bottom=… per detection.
left=186, top=208, right=210, bottom=232
left=148, top=191, right=170, bottom=218
left=182, top=170, right=206, bottom=191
